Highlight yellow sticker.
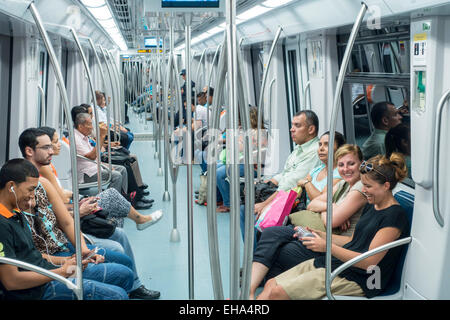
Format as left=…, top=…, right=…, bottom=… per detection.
left=0, top=242, right=4, bottom=257
left=414, top=33, right=427, bottom=41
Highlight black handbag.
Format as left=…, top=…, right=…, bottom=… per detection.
left=80, top=210, right=117, bottom=239
left=254, top=181, right=279, bottom=203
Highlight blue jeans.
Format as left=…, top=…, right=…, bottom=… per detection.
left=88, top=228, right=143, bottom=291
left=216, top=163, right=245, bottom=207
left=57, top=242, right=134, bottom=273
left=240, top=204, right=259, bottom=252
left=125, top=131, right=134, bottom=149
left=41, top=263, right=134, bottom=300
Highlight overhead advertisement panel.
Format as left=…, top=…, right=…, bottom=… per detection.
left=161, top=0, right=220, bottom=8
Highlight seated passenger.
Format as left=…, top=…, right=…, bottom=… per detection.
left=362, top=101, right=403, bottom=160
left=385, top=123, right=411, bottom=177
left=296, top=131, right=345, bottom=205
left=194, top=92, right=208, bottom=130
left=0, top=159, right=134, bottom=300
left=249, top=144, right=367, bottom=299
left=240, top=110, right=322, bottom=241
left=257, top=153, right=409, bottom=300
left=73, top=113, right=133, bottom=200
left=216, top=106, right=266, bottom=213
left=77, top=106, right=151, bottom=198
left=95, top=91, right=134, bottom=150
left=65, top=109, right=152, bottom=209
left=36, top=127, right=162, bottom=230
left=19, top=128, right=162, bottom=300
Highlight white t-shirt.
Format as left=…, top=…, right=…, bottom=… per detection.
left=194, top=104, right=208, bottom=128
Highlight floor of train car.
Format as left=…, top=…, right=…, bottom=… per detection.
left=122, top=110, right=241, bottom=300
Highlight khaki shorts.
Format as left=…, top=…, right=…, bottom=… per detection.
left=275, top=259, right=364, bottom=300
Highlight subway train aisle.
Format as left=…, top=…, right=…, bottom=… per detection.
left=121, top=112, right=235, bottom=299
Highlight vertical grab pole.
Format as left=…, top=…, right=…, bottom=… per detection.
left=303, top=80, right=311, bottom=110
left=236, top=36, right=255, bottom=301
left=206, top=44, right=222, bottom=129
left=108, top=50, right=124, bottom=126
left=194, top=48, right=207, bottom=105
left=206, top=36, right=227, bottom=301
left=162, top=38, right=171, bottom=202
left=256, top=26, right=283, bottom=182
left=325, top=2, right=368, bottom=301
left=38, top=85, right=46, bottom=126
left=88, top=39, right=112, bottom=177
left=100, top=46, right=119, bottom=144
left=157, top=52, right=164, bottom=177
left=28, top=2, right=83, bottom=300
left=104, top=50, right=121, bottom=139
left=71, top=29, right=102, bottom=194
left=110, top=50, right=125, bottom=126
left=185, top=13, right=195, bottom=300
left=166, top=15, right=181, bottom=242
left=225, top=0, right=241, bottom=300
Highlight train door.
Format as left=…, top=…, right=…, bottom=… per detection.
left=0, top=35, right=12, bottom=163
left=402, top=16, right=450, bottom=300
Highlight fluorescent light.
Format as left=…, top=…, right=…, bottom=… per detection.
left=81, top=0, right=106, bottom=7
left=262, top=0, right=293, bottom=8
left=208, top=26, right=225, bottom=35
left=99, top=18, right=116, bottom=29
left=192, top=32, right=213, bottom=45
left=80, top=0, right=128, bottom=51
left=88, top=6, right=112, bottom=20
left=237, top=5, right=271, bottom=21
left=189, top=0, right=286, bottom=47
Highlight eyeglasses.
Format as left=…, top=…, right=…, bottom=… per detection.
left=36, top=145, right=54, bottom=151
left=359, top=161, right=389, bottom=181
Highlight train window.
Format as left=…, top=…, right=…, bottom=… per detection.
left=251, top=46, right=264, bottom=105
left=37, top=49, right=48, bottom=127
left=285, top=49, right=300, bottom=116
left=339, top=24, right=414, bottom=187
left=59, top=48, right=69, bottom=133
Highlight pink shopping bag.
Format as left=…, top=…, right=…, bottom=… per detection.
left=255, top=187, right=301, bottom=232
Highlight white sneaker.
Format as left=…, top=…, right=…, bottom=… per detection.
left=136, top=210, right=164, bottom=231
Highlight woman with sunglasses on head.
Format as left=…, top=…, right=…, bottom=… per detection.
left=249, top=144, right=367, bottom=299
left=257, top=152, right=409, bottom=300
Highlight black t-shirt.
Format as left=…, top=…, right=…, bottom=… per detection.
left=314, top=203, right=409, bottom=298
left=0, top=212, right=55, bottom=300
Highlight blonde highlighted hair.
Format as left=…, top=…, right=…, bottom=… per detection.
left=362, top=152, right=408, bottom=189
left=334, top=144, right=363, bottom=166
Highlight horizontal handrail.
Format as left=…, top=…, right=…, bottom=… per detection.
left=0, top=257, right=78, bottom=296
left=329, top=237, right=412, bottom=292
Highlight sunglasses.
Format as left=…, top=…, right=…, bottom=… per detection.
left=359, top=161, right=388, bottom=181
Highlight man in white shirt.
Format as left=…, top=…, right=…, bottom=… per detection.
left=95, top=91, right=134, bottom=149
left=74, top=113, right=127, bottom=194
